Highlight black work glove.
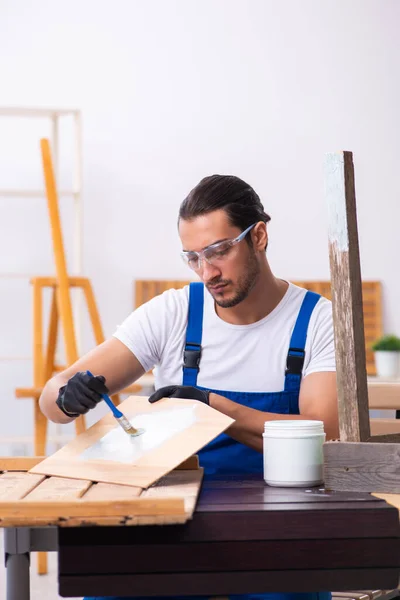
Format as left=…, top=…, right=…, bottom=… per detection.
left=148, top=385, right=209, bottom=405
left=56, top=371, right=109, bottom=417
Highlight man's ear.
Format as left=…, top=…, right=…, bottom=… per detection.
left=253, top=222, right=268, bottom=251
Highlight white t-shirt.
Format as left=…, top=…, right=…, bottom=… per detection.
left=113, top=282, right=335, bottom=393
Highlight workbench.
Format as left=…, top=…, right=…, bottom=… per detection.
left=3, top=473, right=400, bottom=599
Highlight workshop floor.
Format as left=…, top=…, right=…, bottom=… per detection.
left=0, top=529, right=81, bottom=600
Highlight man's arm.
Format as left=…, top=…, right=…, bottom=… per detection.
left=39, top=337, right=145, bottom=423
left=209, top=371, right=338, bottom=453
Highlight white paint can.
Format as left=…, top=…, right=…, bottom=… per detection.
left=262, top=420, right=326, bottom=487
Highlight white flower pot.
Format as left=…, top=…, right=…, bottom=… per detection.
left=374, top=351, right=400, bottom=378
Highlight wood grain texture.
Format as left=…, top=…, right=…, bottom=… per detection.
left=324, top=152, right=370, bottom=442
left=0, top=466, right=202, bottom=527
left=324, top=441, right=400, bottom=492
left=25, top=476, right=92, bottom=501
left=29, top=396, right=233, bottom=488
left=0, top=472, right=44, bottom=501
left=0, top=497, right=185, bottom=519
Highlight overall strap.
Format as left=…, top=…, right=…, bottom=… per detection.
left=182, top=282, right=204, bottom=386
left=284, top=290, right=321, bottom=395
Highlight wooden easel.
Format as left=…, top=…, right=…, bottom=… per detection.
left=16, top=138, right=141, bottom=451
left=14, top=139, right=140, bottom=573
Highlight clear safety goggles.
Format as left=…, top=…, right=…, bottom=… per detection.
left=180, top=223, right=256, bottom=271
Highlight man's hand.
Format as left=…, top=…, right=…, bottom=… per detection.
left=148, top=385, right=209, bottom=405
left=56, top=372, right=108, bottom=417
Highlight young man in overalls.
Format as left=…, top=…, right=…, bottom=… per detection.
left=40, top=175, right=339, bottom=600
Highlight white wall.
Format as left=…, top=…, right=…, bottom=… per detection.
left=0, top=0, right=399, bottom=448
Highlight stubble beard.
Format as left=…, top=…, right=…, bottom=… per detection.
left=212, top=251, right=260, bottom=309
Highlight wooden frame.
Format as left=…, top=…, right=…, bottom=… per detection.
left=134, top=279, right=381, bottom=375
left=29, top=396, right=233, bottom=488
left=323, top=151, right=400, bottom=492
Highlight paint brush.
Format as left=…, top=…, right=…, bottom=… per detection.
left=86, top=370, right=144, bottom=437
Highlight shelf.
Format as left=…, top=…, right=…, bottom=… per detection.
left=0, top=189, right=77, bottom=198
left=0, top=107, right=79, bottom=118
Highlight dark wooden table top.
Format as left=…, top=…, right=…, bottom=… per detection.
left=59, top=474, right=400, bottom=597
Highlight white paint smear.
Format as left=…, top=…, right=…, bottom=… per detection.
left=79, top=405, right=197, bottom=464
left=324, top=153, right=349, bottom=252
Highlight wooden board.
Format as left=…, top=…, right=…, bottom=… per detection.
left=29, top=396, right=233, bottom=488
left=324, top=151, right=370, bottom=443
left=0, top=456, right=203, bottom=527
left=324, top=441, right=400, bottom=493
left=134, top=279, right=381, bottom=375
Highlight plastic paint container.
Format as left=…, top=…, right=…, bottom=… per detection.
left=262, top=420, right=326, bottom=487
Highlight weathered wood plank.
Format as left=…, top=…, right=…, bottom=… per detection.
left=0, top=497, right=185, bottom=519
left=324, top=441, right=400, bottom=492
left=0, top=472, right=45, bottom=501
left=324, top=151, right=370, bottom=442
left=26, top=476, right=92, bottom=501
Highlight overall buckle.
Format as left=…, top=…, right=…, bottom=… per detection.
left=286, top=347, right=305, bottom=375
left=183, top=344, right=202, bottom=370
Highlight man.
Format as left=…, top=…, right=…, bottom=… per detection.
left=40, top=174, right=338, bottom=600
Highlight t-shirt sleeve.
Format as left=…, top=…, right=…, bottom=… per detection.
left=303, top=298, right=336, bottom=377
left=112, top=287, right=188, bottom=373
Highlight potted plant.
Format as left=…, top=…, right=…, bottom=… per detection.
left=371, top=334, right=400, bottom=378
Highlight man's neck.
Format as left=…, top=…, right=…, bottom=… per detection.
left=215, top=265, right=289, bottom=326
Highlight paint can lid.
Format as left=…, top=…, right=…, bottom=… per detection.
left=263, top=420, right=325, bottom=437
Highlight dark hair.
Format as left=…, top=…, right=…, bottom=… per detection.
left=178, top=175, right=271, bottom=234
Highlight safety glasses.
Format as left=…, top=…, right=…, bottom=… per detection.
left=180, top=223, right=256, bottom=271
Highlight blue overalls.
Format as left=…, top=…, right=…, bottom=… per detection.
left=86, top=282, right=331, bottom=600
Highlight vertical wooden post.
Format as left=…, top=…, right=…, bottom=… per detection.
left=32, top=280, right=47, bottom=456
left=324, top=151, right=370, bottom=443
left=40, top=139, right=85, bottom=435
left=32, top=279, right=49, bottom=575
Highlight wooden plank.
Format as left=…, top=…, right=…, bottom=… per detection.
left=141, top=468, right=203, bottom=515
left=0, top=472, right=45, bottom=501
left=324, top=151, right=370, bottom=442
left=0, top=497, right=185, bottom=518
left=324, top=441, right=400, bottom=492
left=83, top=482, right=142, bottom=501
left=368, top=381, right=400, bottom=409
left=30, top=396, right=233, bottom=488
left=370, top=418, right=400, bottom=436
left=0, top=457, right=45, bottom=471
left=26, top=476, right=92, bottom=501
left=57, top=513, right=190, bottom=527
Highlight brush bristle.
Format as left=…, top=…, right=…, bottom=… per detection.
left=117, top=415, right=145, bottom=437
